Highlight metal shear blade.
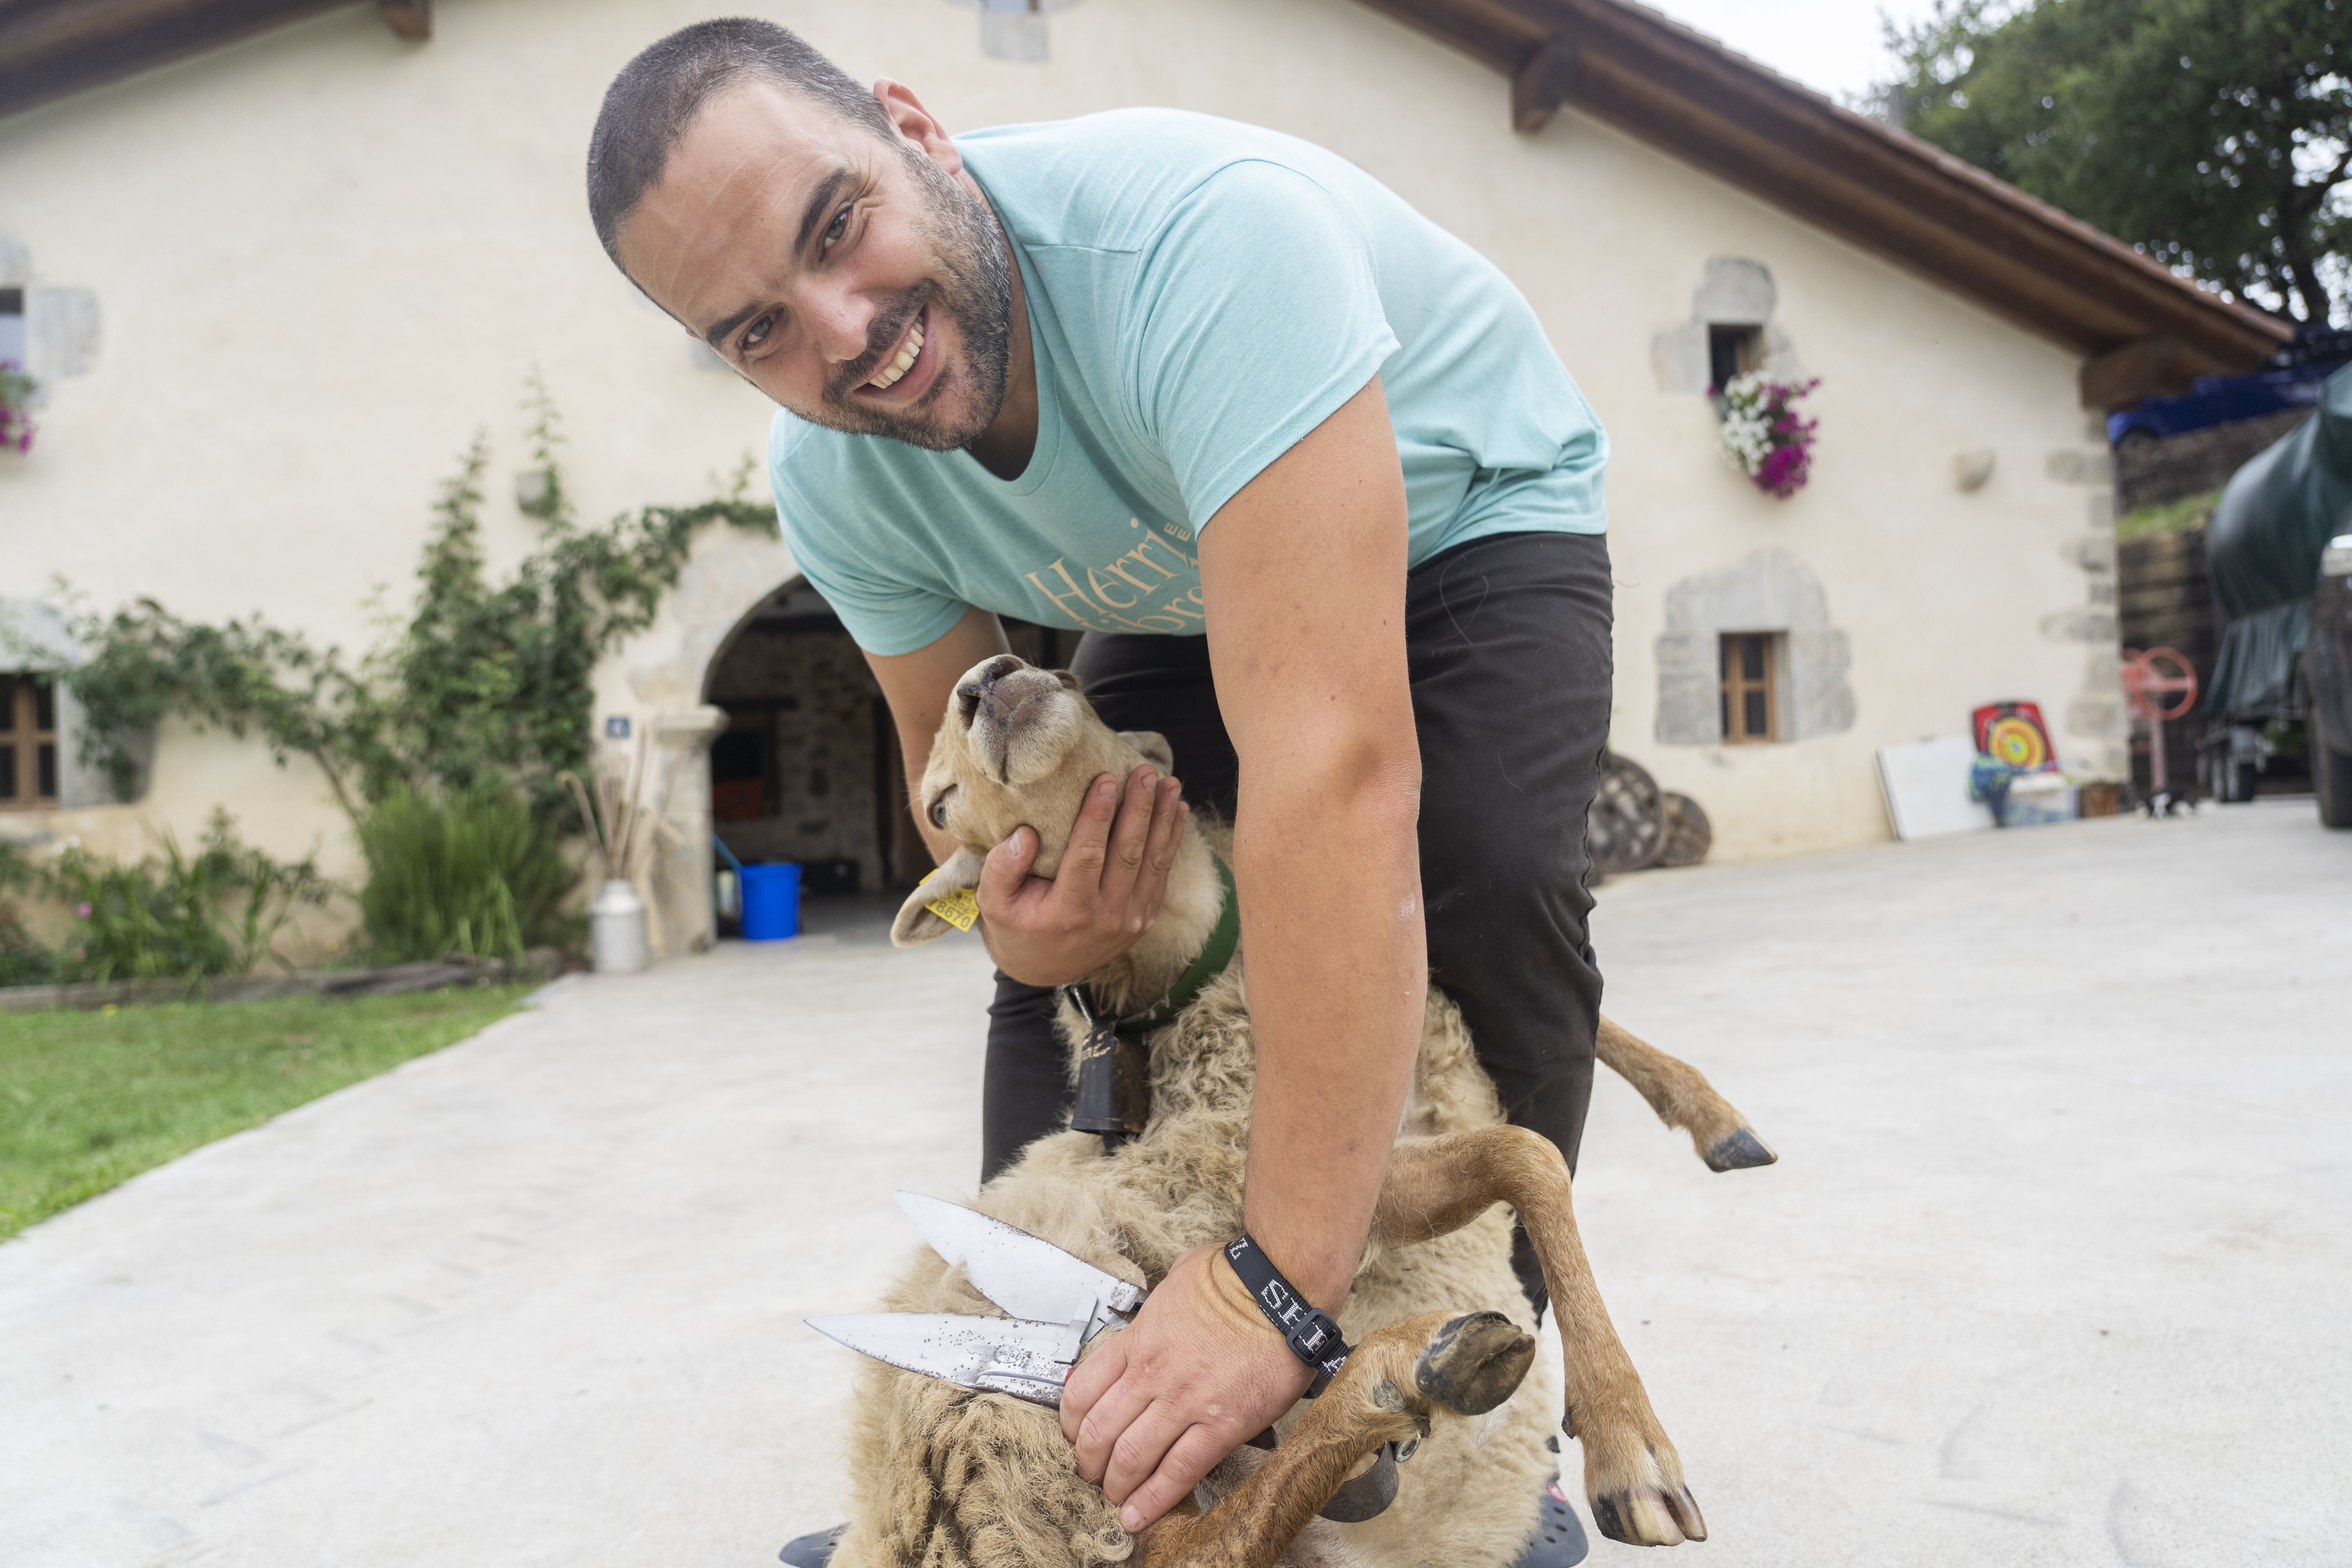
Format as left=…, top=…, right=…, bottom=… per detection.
left=804, top=1312, right=1078, bottom=1407
left=893, top=1191, right=1142, bottom=1333
left=804, top=1194, right=1144, bottom=1408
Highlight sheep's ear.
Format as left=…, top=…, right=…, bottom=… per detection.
left=1119, top=730, right=1175, bottom=774
left=892, top=849, right=985, bottom=948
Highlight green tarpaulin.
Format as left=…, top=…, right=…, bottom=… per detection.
left=2204, top=364, right=2352, bottom=717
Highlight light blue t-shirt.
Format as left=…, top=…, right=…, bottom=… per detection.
left=768, top=109, right=1607, bottom=656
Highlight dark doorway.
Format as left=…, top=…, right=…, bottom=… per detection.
left=705, top=582, right=891, bottom=921
left=706, top=585, right=1079, bottom=925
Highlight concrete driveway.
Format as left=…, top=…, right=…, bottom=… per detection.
left=2, top=802, right=2346, bottom=1567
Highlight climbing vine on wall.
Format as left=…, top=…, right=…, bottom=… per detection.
left=47, top=379, right=773, bottom=825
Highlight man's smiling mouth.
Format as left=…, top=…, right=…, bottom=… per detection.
left=865, top=308, right=927, bottom=393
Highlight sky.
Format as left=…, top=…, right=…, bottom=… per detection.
left=1646, top=0, right=1947, bottom=103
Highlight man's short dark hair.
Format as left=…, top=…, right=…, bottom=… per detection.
left=585, top=17, right=894, bottom=268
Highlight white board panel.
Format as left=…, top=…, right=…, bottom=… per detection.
left=1877, top=737, right=1994, bottom=841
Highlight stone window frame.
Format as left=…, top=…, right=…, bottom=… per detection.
left=1655, top=549, right=1856, bottom=748
left=0, top=599, right=149, bottom=809
left=1652, top=258, right=1806, bottom=397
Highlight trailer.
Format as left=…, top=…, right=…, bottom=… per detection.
left=2203, top=363, right=2352, bottom=825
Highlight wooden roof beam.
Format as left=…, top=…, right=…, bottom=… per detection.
left=1512, top=38, right=1580, bottom=134
left=378, top=0, right=428, bottom=41
left=2079, top=337, right=2212, bottom=412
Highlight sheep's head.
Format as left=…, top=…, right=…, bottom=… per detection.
left=892, top=654, right=1172, bottom=947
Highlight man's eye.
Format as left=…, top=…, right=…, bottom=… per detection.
left=823, top=206, right=851, bottom=247
left=740, top=314, right=774, bottom=352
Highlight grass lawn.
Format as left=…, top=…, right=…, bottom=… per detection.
left=0, top=985, right=530, bottom=1240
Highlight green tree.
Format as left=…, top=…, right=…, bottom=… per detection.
left=1884, top=0, right=2352, bottom=323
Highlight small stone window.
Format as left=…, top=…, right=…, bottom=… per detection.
left=0, top=673, right=60, bottom=807
left=1719, top=634, right=1779, bottom=744
left=1708, top=325, right=1760, bottom=391
left=0, top=288, right=25, bottom=369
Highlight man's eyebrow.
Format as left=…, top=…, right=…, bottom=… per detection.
left=701, top=301, right=766, bottom=353
left=698, top=167, right=855, bottom=353
left=793, top=166, right=855, bottom=256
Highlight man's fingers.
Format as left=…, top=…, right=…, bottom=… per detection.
left=1100, top=766, right=1162, bottom=893
left=1058, top=775, right=1120, bottom=882
left=1072, top=1369, right=1157, bottom=1486
left=1143, top=784, right=1187, bottom=878
left=1100, top=1401, right=1192, bottom=1510
left=975, top=825, right=1038, bottom=913
left=1060, top=1330, right=1127, bottom=1445
left=1117, top=1423, right=1240, bottom=1534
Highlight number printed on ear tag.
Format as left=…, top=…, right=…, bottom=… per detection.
left=918, top=869, right=980, bottom=932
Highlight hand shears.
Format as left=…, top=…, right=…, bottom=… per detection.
left=806, top=1192, right=1144, bottom=1408
left=806, top=1193, right=1405, bottom=1523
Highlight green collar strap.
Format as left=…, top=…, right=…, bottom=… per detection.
left=1105, top=855, right=1239, bottom=1035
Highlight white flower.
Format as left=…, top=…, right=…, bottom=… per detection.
left=1714, top=373, right=1783, bottom=478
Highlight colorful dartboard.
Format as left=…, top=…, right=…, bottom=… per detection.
left=1971, top=702, right=2054, bottom=771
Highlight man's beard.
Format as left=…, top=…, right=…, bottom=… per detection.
left=806, top=149, right=1014, bottom=453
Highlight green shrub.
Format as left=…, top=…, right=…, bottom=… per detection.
left=0, top=814, right=333, bottom=987
left=2116, top=488, right=2221, bottom=542
left=357, top=786, right=575, bottom=962
left=0, top=842, right=53, bottom=986
left=0, top=911, right=56, bottom=987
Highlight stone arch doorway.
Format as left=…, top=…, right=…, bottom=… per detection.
left=700, top=577, right=922, bottom=924
left=697, top=587, right=1088, bottom=933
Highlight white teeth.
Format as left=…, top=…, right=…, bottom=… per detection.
left=867, top=319, right=924, bottom=391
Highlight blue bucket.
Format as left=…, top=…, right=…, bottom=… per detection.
left=739, top=862, right=802, bottom=941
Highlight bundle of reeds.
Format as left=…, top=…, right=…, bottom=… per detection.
left=559, top=731, right=689, bottom=886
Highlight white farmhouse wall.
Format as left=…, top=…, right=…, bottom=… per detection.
left=0, top=0, right=2116, bottom=915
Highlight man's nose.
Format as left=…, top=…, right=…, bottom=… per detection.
left=800, top=277, right=880, bottom=368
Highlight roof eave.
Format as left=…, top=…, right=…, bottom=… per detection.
left=1354, top=0, right=2293, bottom=401
left=0, top=0, right=426, bottom=124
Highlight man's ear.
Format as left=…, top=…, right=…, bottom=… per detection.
left=1119, top=730, right=1176, bottom=775
left=891, top=849, right=984, bottom=948
left=873, top=79, right=962, bottom=174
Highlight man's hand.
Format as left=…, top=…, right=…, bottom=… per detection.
left=976, top=764, right=1188, bottom=987
left=1061, top=1244, right=1314, bottom=1532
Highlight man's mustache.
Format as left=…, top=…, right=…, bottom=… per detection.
left=827, top=285, right=938, bottom=405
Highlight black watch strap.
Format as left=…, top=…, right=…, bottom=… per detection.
left=1223, top=1233, right=1352, bottom=1379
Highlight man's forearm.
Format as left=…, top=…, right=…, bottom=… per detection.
left=1232, top=749, right=1426, bottom=1308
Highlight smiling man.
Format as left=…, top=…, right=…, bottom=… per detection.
left=588, top=19, right=1609, bottom=1565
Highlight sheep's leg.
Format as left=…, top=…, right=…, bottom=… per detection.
left=1375, top=1126, right=1707, bottom=1547
left=1596, top=1013, right=1777, bottom=1172
left=1136, top=1311, right=1535, bottom=1568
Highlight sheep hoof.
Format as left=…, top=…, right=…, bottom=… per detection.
left=1588, top=1461, right=1707, bottom=1547
left=1703, top=1126, right=1777, bottom=1172
left=1413, top=1312, right=1536, bottom=1417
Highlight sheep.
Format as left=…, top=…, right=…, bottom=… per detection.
left=834, top=653, right=1772, bottom=1568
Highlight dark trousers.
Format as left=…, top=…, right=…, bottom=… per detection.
left=980, top=530, right=1615, bottom=1306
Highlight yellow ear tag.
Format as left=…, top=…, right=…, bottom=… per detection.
left=918, top=868, right=981, bottom=932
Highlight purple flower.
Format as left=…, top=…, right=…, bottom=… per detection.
left=77, top=902, right=92, bottom=918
